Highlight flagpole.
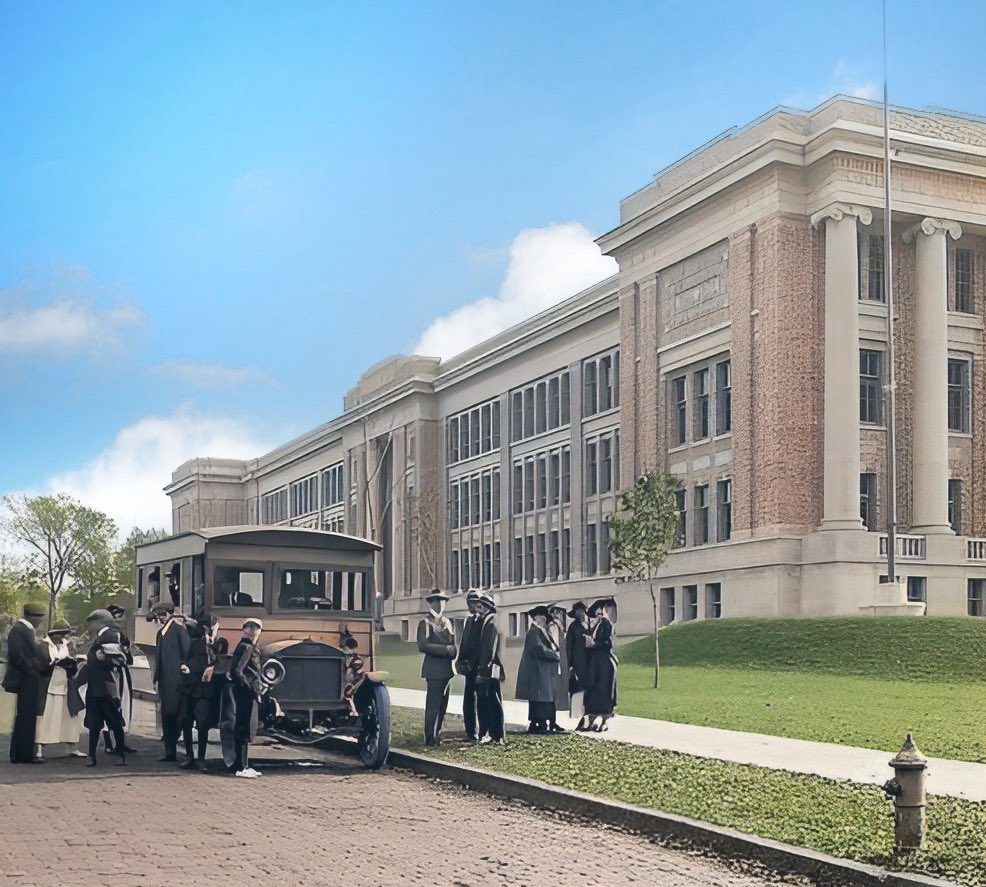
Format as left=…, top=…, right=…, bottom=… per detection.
left=883, top=0, right=898, bottom=584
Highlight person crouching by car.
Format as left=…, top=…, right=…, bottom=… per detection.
left=228, top=618, right=264, bottom=779
left=82, top=609, right=130, bottom=767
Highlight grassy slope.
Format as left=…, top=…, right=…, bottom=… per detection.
left=389, top=705, right=986, bottom=887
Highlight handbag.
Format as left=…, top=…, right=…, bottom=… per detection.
left=568, top=670, right=583, bottom=695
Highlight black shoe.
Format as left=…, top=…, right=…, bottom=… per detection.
left=122, top=746, right=138, bottom=754
left=157, top=755, right=177, bottom=763
left=86, top=757, right=97, bottom=767
left=549, top=723, right=567, bottom=733
left=181, top=759, right=200, bottom=770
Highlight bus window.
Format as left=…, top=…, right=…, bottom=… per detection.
left=277, top=568, right=367, bottom=612
left=214, top=564, right=265, bottom=608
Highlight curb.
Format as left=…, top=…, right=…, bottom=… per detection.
left=380, top=746, right=958, bottom=887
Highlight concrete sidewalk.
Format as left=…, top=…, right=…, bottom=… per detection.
left=387, top=686, right=986, bottom=803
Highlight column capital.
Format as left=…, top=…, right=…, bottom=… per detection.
left=902, top=217, right=963, bottom=243
left=810, top=202, right=873, bottom=229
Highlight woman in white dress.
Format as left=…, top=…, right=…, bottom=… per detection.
left=36, top=625, right=85, bottom=759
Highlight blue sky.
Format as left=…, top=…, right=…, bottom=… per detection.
left=2, top=0, right=985, bottom=532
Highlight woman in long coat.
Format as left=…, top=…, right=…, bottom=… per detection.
left=565, top=601, right=591, bottom=731
left=583, top=598, right=618, bottom=731
left=546, top=606, right=568, bottom=733
left=514, top=606, right=561, bottom=735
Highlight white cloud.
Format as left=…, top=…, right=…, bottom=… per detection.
left=781, top=61, right=880, bottom=109
left=150, top=359, right=273, bottom=390
left=0, top=299, right=144, bottom=353
left=43, top=408, right=273, bottom=535
left=414, top=222, right=617, bottom=360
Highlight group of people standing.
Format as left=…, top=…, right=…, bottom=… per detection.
left=415, top=590, right=618, bottom=745
left=516, top=597, right=618, bottom=734
left=4, top=602, right=137, bottom=766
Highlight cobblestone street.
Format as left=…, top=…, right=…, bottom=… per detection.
left=0, top=734, right=794, bottom=887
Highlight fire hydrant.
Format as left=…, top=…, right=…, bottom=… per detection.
left=882, top=733, right=927, bottom=853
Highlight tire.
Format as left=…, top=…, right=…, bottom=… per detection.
left=357, top=682, right=391, bottom=770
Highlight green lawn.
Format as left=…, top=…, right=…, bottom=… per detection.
left=388, top=705, right=986, bottom=887
left=380, top=618, right=986, bottom=762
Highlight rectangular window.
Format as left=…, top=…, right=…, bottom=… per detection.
left=511, top=392, right=523, bottom=443
left=513, top=464, right=524, bottom=514
left=261, top=489, right=288, bottom=525
left=954, top=247, right=974, bottom=313
left=322, top=463, right=345, bottom=507
left=586, top=441, right=598, bottom=496
left=471, top=545, right=481, bottom=588
left=459, top=415, right=469, bottom=462
left=214, top=564, right=266, bottom=608
left=548, top=377, right=560, bottom=429
left=671, top=376, right=687, bottom=446
left=523, top=388, right=535, bottom=440
left=561, top=448, right=571, bottom=503
left=614, top=430, right=620, bottom=493
left=524, top=459, right=535, bottom=512
left=549, top=530, right=560, bottom=580
left=674, top=488, right=686, bottom=547
left=492, top=401, right=501, bottom=449
left=600, top=355, right=613, bottom=411
left=599, top=520, right=611, bottom=574
left=512, top=538, right=523, bottom=585
left=481, top=404, right=492, bottom=452
left=586, top=523, right=598, bottom=574
left=482, top=543, right=492, bottom=589
left=482, top=473, right=492, bottom=523
left=562, top=528, right=571, bottom=579
left=613, top=351, right=621, bottom=407
left=535, top=382, right=547, bottom=434
left=906, top=576, right=926, bottom=603
left=860, top=473, right=877, bottom=530
left=948, top=479, right=962, bottom=534
left=860, top=349, right=883, bottom=424
left=536, top=533, right=547, bottom=582
left=947, top=358, right=971, bottom=433
left=599, top=436, right=613, bottom=494
left=684, top=585, right=698, bottom=620
left=449, top=417, right=460, bottom=463
left=717, top=479, right=732, bottom=542
left=694, top=485, right=709, bottom=545
left=549, top=452, right=561, bottom=506
left=968, top=579, right=985, bottom=617
left=493, top=541, right=501, bottom=586
left=459, top=482, right=470, bottom=528
left=715, top=360, right=731, bottom=434
left=470, top=409, right=481, bottom=457
left=536, top=455, right=547, bottom=509
left=509, top=612, right=519, bottom=637
left=493, top=469, right=501, bottom=520
left=524, top=535, right=535, bottom=584
left=584, top=360, right=598, bottom=416
left=450, top=550, right=460, bottom=590
left=471, top=477, right=481, bottom=525
left=866, top=234, right=885, bottom=302
left=661, top=587, right=676, bottom=625
left=560, top=373, right=571, bottom=425
left=693, top=368, right=710, bottom=439
left=449, top=482, right=459, bottom=529
left=461, top=548, right=470, bottom=592
left=706, top=583, right=722, bottom=618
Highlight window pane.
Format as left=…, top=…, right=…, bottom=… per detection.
left=214, top=565, right=265, bottom=608
left=548, top=377, right=560, bottom=429
left=584, top=360, right=598, bottom=416
left=560, top=373, right=571, bottom=425
left=535, top=382, right=547, bottom=434
left=523, top=388, right=535, bottom=439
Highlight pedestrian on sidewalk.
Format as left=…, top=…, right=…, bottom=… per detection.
left=151, top=602, right=190, bottom=763
left=36, top=621, right=85, bottom=760
left=82, top=609, right=129, bottom=767
left=584, top=598, right=618, bottom=732
left=473, top=592, right=505, bottom=745
left=515, top=606, right=561, bottom=735
left=228, top=618, right=264, bottom=778
left=3, top=603, right=54, bottom=764
left=565, top=601, right=591, bottom=731
left=454, top=589, right=485, bottom=742
left=417, top=590, right=457, bottom=746
left=101, top=605, right=136, bottom=757
left=547, top=606, right=568, bottom=734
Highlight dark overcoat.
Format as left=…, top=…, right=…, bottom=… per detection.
left=455, top=614, right=482, bottom=675
left=3, top=621, right=50, bottom=707
left=565, top=619, right=591, bottom=687
left=417, top=615, right=456, bottom=680
left=584, top=617, right=618, bottom=716
left=515, top=625, right=560, bottom=703
left=473, top=614, right=504, bottom=682
left=154, top=619, right=190, bottom=717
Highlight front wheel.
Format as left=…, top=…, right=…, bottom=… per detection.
left=357, top=682, right=391, bottom=770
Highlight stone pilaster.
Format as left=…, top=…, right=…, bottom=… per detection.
left=904, top=217, right=962, bottom=534
left=810, top=203, right=872, bottom=531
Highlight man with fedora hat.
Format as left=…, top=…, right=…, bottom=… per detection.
left=417, top=589, right=457, bottom=745
left=473, top=592, right=505, bottom=745
left=3, top=602, right=54, bottom=763
left=454, top=588, right=484, bottom=742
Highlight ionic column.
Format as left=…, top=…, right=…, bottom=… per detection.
left=811, top=203, right=872, bottom=531
left=904, top=217, right=961, bottom=535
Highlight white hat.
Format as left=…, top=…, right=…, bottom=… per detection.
left=242, top=618, right=263, bottom=630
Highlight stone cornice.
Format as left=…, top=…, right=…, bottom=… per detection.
left=810, top=202, right=873, bottom=229
left=902, top=217, right=964, bottom=242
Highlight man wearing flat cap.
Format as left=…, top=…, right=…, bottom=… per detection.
left=3, top=603, right=53, bottom=763
left=454, top=589, right=484, bottom=742
left=417, top=590, right=456, bottom=746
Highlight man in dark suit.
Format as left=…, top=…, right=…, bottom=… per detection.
left=151, top=602, right=190, bottom=762
left=216, top=582, right=254, bottom=607
left=416, top=590, right=456, bottom=746
left=473, top=592, right=505, bottom=746
left=102, top=604, right=137, bottom=755
left=4, top=603, right=53, bottom=763
left=454, top=589, right=484, bottom=742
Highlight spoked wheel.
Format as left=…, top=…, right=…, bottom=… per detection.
left=357, top=682, right=391, bottom=770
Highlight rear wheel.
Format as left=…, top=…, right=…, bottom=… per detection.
left=357, top=682, right=391, bottom=770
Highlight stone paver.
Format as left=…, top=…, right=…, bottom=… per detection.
left=0, top=736, right=796, bottom=887
left=388, top=686, right=986, bottom=802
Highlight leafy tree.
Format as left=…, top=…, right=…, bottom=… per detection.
left=0, top=558, right=48, bottom=617
left=609, top=472, right=680, bottom=689
left=1, top=494, right=117, bottom=629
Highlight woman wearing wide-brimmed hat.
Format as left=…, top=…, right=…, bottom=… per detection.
left=565, top=601, right=591, bottom=731
left=583, top=597, right=618, bottom=732
left=514, top=606, right=561, bottom=735
left=36, top=621, right=85, bottom=760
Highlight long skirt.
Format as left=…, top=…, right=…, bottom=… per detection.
left=37, top=670, right=82, bottom=746
left=584, top=653, right=617, bottom=717
left=527, top=700, right=556, bottom=723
